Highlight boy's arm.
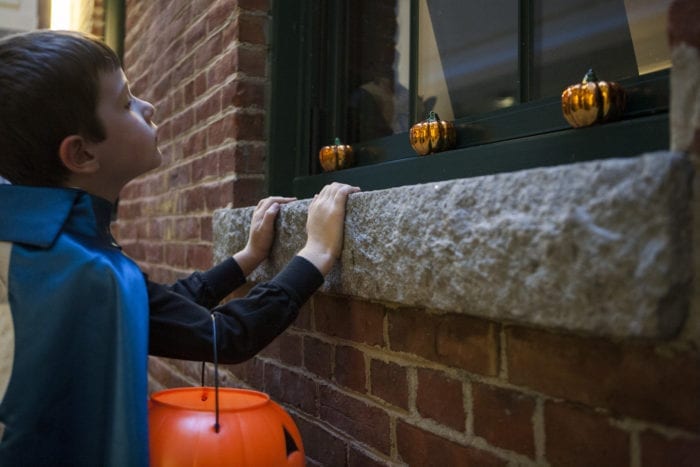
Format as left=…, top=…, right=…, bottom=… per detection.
left=158, top=196, right=296, bottom=307
left=159, top=257, right=246, bottom=309
left=148, top=183, right=359, bottom=362
left=147, top=256, right=322, bottom=363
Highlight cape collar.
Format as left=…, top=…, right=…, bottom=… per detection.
left=0, top=185, right=116, bottom=248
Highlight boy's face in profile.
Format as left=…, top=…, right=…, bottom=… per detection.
left=83, top=68, right=162, bottom=193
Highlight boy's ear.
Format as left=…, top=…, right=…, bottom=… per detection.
left=58, top=135, right=99, bottom=174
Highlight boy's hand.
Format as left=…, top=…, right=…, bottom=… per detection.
left=298, top=182, right=361, bottom=275
left=234, top=196, right=296, bottom=276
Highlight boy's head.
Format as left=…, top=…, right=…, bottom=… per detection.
left=0, top=30, right=143, bottom=190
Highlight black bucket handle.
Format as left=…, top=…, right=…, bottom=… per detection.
left=200, top=313, right=221, bottom=433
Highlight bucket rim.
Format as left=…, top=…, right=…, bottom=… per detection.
left=149, top=386, right=271, bottom=412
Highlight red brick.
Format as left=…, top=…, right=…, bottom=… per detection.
left=396, top=420, right=506, bottom=466
left=178, top=187, right=205, bottom=213
left=314, top=295, right=385, bottom=346
left=223, top=79, right=265, bottom=109
left=204, top=0, right=235, bottom=32
left=303, top=336, right=332, bottom=380
left=203, top=181, right=234, bottom=210
left=207, top=55, right=236, bottom=88
left=233, top=14, right=267, bottom=45
left=148, top=357, right=198, bottom=390
left=171, top=109, right=194, bottom=140
left=194, top=72, right=208, bottom=98
left=370, top=359, right=408, bottom=410
left=231, top=112, right=265, bottom=140
left=295, top=417, right=347, bottom=466
left=229, top=356, right=264, bottom=389
left=171, top=53, right=194, bottom=88
left=277, top=332, right=302, bottom=367
left=292, top=300, right=312, bottom=331
left=545, top=400, right=629, bottom=467
left=265, top=365, right=317, bottom=416
left=348, top=447, right=386, bottom=467
left=668, top=0, right=700, bottom=49
left=194, top=32, right=224, bottom=69
left=143, top=242, right=164, bottom=263
left=641, top=430, right=700, bottom=467
left=164, top=243, right=187, bottom=267
left=334, top=345, right=366, bottom=393
left=194, top=90, right=222, bottom=123
left=506, top=326, right=700, bottom=432
left=174, top=216, right=201, bottom=240
left=232, top=178, right=264, bottom=208
left=231, top=46, right=267, bottom=77
left=200, top=216, right=213, bottom=242
left=472, top=382, right=536, bottom=457
left=191, top=152, right=219, bottom=180
left=388, top=308, right=499, bottom=376
left=184, top=17, right=207, bottom=49
left=416, top=368, right=465, bottom=431
left=187, top=244, right=213, bottom=270
left=236, top=0, right=269, bottom=13
left=319, top=385, right=390, bottom=454
left=206, top=117, right=231, bottom=146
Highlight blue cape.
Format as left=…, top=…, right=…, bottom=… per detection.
left=0, top=185, right=149, bottom=466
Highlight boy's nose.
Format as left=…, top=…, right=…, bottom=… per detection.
left=142, top=100, right=156, bottom=123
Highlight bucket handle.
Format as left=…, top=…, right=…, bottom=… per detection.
left=200, top=313, right=221, bottom=433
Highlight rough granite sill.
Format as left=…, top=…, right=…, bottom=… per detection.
left=213, top=151, right=696, bottom=343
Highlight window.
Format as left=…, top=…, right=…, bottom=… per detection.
left=268, top=0, right=670, bottom=198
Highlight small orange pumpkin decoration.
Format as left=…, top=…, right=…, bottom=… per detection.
left=149, top=387, right=305, bottom=466
left=561, top=69, right=626, bottom=128
left=319, top=137, right=354, bottom=172
left=409, top=111, right=456, bottom=156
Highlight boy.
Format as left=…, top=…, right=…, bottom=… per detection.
left=0, top=30, right=359, bottom=466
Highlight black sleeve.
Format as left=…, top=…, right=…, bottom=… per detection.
left=148, top=256, right=324, bottom=364
left=161, top=257, right=246, bottom=308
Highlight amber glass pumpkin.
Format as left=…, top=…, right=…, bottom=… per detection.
left=561, top=69, right=626, bottom=128
left=149, top=387, right=305, bottom=466
left=409, top=111, right=456, bottom=156
left=319, top=137, right=354, bottom=172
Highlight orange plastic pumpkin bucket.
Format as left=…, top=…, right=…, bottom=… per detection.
left=149, top=386, right=305, bottom=466
left=148, top=314, right=305, bottom=466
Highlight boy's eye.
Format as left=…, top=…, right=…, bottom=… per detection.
left=125, top=99, right=132, bottom=110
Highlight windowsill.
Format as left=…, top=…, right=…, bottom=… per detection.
left=293, top=113, right=668, bottom=198
left=214, top=150, right=694, bottom=342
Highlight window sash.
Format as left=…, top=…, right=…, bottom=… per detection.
left=267, top=0, right=669, bottom=198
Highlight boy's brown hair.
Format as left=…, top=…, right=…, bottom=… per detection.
left=0, top=30, right=121, bottom=186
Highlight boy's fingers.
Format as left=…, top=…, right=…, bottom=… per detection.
left=256, top=196, right=294, bottom=215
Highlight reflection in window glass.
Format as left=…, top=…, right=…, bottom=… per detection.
left=345, top=0, right=410, bottom=144
left=417, top=0, right=671, bottom=121
left=532, top=0, right=671, bottom=99
left=417, top=0, right=519, bottom=121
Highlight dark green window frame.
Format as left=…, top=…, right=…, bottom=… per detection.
left=267, top=0, right=669, bottom=198
left=104, top=0, right=126, bottom=61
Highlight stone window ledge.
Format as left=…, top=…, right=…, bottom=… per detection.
left=214, top=151, right=695, bottom=342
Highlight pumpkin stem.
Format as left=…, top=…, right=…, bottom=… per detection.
left=582, top=69, right=598, bottom=84
left=427, top=111, right=440, bottom=121
left=334, top=137, right=341, bottom=145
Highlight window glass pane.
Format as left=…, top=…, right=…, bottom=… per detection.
left=345, top=0, right=410, bottom=143
left=417, top=0, right=519, bottom=120
left=532, top=0, right=671, bottom=100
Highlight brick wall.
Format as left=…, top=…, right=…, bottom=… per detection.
left=149, top=295, right=700, bottom=466
left=115, top=0, right=268, bottom=283
left=117, top=0, right=700, bottom=465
